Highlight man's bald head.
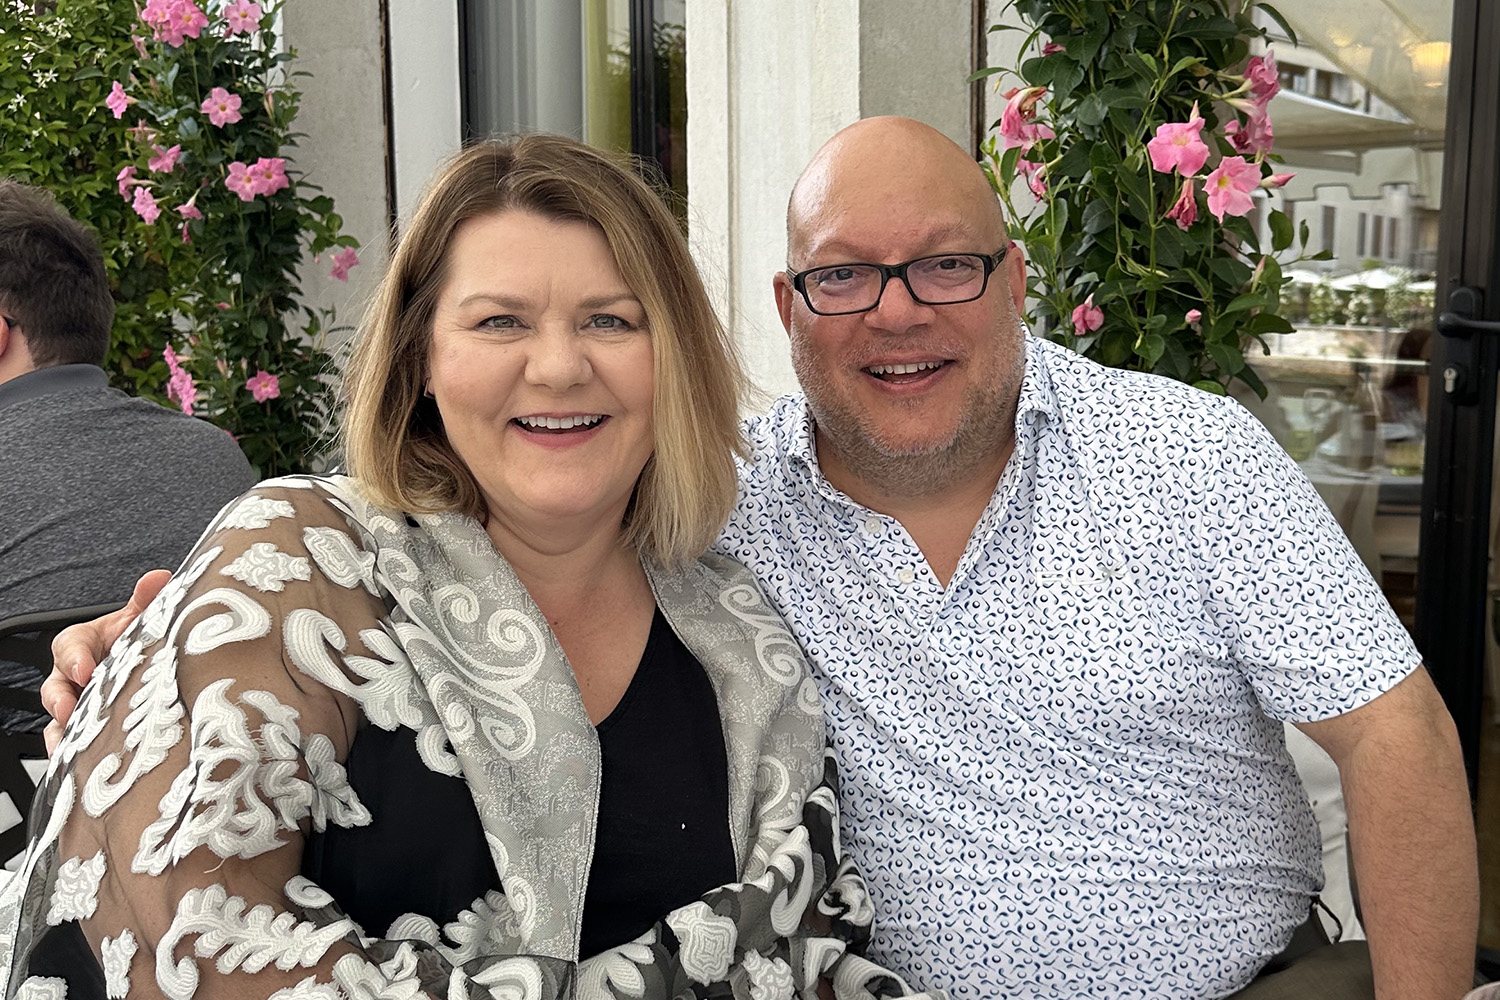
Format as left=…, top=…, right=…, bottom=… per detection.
left=786, top=116, right=1006, bottom=263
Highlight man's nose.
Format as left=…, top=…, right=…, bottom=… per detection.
left=864, top=273, right=934, bottom=332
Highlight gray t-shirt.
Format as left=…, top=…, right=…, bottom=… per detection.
left=0, top=364, right=258, bottom=728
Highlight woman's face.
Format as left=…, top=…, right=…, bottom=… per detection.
left=426, top=209, right=655, bottom=537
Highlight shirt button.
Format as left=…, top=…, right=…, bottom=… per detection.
left=898, top=567, right=916, bottom=584
left=864, top=516, right=881, bottom=533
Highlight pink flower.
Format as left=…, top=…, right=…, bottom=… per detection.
left=1224, top=110, right=1274, bottom=157
left=246, top=370, right=280, bottom=403
left=1071, top=294, right=1104, bottom=336
left=1017, top=157, right=1048, bottom=197
left=1204, top=155, right=1261, bottom=221
left=131, top=185, right=161, bottom=225
left=222, top=0, right=261, bottom=34
left=116, top=165, right=137, bottom=200
left=131, top=34, right=149, bottom=58
left=104, top=81, right=132, bottom=119
left=176, top=195, right=203, bottom=220
left=201, top=86, right=243, bottom=127
left=1185, top=309, right=1203, bottom=326
left=998, top=86, right=1047, bottom=150
left=147, top=143, right=181, bottom=174
left=1041, top=41, right=1065, bottom=55
left=247, top=156, right=289, bottom=197
left=158, top=0, right=208, bottom=46
left=1165, top=178, right=1198, bottom=230
left=1146, top=104, right=1209, bottom=177
left=1246, top=50, right=1280, bottom=106
left=125, top=120, right=157, bottom=144
left=216, top=301, right=231, bottom=310
left=180, top=222, right=192, bottom=244
left=329, top=246, right=360, bottom=282
left=163, top=345, right=197, bottom=414
left=224, top=161, right=257, bottom=201
left=1260, top=172, right=1295, bottom=189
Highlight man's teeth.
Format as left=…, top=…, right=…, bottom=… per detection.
left=867, top=361, right=943, bottom=376
left=516, top=414, right=605, bottom=430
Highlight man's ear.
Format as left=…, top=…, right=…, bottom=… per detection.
left=772, top=271, right=796, bottom=336
left=1005, top=243, right=1028, bottom=314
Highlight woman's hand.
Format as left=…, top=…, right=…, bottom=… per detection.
left=41, top=568, right=169, bottom=754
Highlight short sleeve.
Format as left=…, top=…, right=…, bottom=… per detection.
left=1202, top=397, right=1422, bottom=722
left=15, top=481, right=449, bottom=999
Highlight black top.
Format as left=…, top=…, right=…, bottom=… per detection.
left=299, top=606, right=737, bottom=958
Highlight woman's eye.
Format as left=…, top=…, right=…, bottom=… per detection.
left=586, top=313, right=635, bottom=330
left=478, top=315, right=520, bottom=330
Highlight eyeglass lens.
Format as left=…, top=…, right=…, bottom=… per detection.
left=802, top=254, right=988, bottom=312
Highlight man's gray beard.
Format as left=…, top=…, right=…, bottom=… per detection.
left=801, top=369, right=1022, bottom=502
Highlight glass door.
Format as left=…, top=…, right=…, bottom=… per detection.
left=1240, top=0, right=1500, bottom=952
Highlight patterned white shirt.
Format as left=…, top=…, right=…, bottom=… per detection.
left=715, top=335, right=1420, bottom=1000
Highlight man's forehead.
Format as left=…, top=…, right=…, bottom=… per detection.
left=793, top=213, right=992, bottom=265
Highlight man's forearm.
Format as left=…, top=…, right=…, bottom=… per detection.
left=1341, top=712, right=1477, bottom=1000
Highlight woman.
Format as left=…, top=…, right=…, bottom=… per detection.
left=0, top=136, right=941, bottom=1000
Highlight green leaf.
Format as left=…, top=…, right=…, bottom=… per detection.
left=1137, top=333, right=1167, bottom=365
left=1074, top=92, right=1108, bottom=127
left=1254, top=3, right=1299, bottom=46
left=1269, top=210, right=1293, bottom=252
left=1242, top=312, right=1296, bottom=335
left=1193, top=379, right=1227, bottom=395
left=1208, top=341, right=1246, bottom=374
left=1210, top=256, right=1254, bottom=286
left=71, top=66, right=104, bottom=81
left=1081, top=197, right=1113, bottom=234
left=1224, top=290, right=1275, bottom=314
left=1299, top=219, right=1311, bottom=249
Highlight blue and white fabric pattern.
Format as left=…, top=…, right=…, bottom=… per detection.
left=716, top=335, right=1420, bottom=1000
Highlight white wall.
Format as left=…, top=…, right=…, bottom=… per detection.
left=387, top=0, right=463, bottom=225
left=281, top=0, right=388, bottom=344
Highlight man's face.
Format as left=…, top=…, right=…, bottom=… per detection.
left=775, top=181, right=1027, bottom=494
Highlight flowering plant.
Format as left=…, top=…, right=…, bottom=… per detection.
left=0, top=0, right=358, bottom=475
left=982, top=0, right=1329, bottom=396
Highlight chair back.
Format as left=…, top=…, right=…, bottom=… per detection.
left=0, top=603, right=123, bottom=868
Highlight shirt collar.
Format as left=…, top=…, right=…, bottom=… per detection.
left=0, top=364, right=108, bottom=412
left=785, top=333, right=1060, bottom=480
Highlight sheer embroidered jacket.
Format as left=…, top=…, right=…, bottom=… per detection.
left=0, top=476, right=941, bottom=1000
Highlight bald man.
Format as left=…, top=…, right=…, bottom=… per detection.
left=718, top=118, right=1475, bottom=1000
left=46, top=119, right=1477, bottom=1000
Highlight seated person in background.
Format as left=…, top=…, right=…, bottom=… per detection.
left=0, top=136, right=942, bottom=1000
left=0, top=180, right=255, bottom=731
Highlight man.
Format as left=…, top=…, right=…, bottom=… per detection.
left=44, top=121, right=1477, bottom=999
left=0, top=179, right=255, bottom=729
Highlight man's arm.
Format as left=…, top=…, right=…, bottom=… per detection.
left=1296, top=666, right=1477, bottom=1000
left=40, top=568, right=168, bottom=753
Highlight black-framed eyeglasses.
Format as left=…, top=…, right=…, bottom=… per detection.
left=786, top=247, right=1009, bottom=316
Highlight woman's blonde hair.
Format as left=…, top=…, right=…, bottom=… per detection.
left=341, top=134, right=746, bottom=567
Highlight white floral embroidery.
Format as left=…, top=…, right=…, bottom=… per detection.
left=101, top=929, right=137, bottom=998
left=469, top=956, right=546, bottom=1000
left=181, top=588, right=273, bottom=655
left=45, top=851, right=105, bottom=924
left=285, top=875, right=336, bottom=909
left=665, top=901, right=737, bottom=983
left=268, top=978, right=343, bottom=999
left=436, top=890, right=520, bottom=965
left=576, top=928, right=654, bottom=998
left=82, top=643, right=184, bottom=819
left=304, top=525, right=378, bottom=592
left=764, top=826, right=815, bottom=936
left=217, top=494, right=297, bottom=531
left=16, top=977, right=66, bottom=999
left=331, top=946, right=423, bottom=999
left=819, top=855, right=874, bottom=927
left=135, top=683, right=368, bottom=875
left=741, top=951, right=795, bottom=1000
left=155, top=884, right=355, bottom=1000
left=222, top=542, right=312, bottom=593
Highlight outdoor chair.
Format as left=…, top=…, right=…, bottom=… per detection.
left=0, top=603, right=123, bottom=869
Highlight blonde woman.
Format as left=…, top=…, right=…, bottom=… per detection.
left=0, top=135, right=942, bottom=1000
